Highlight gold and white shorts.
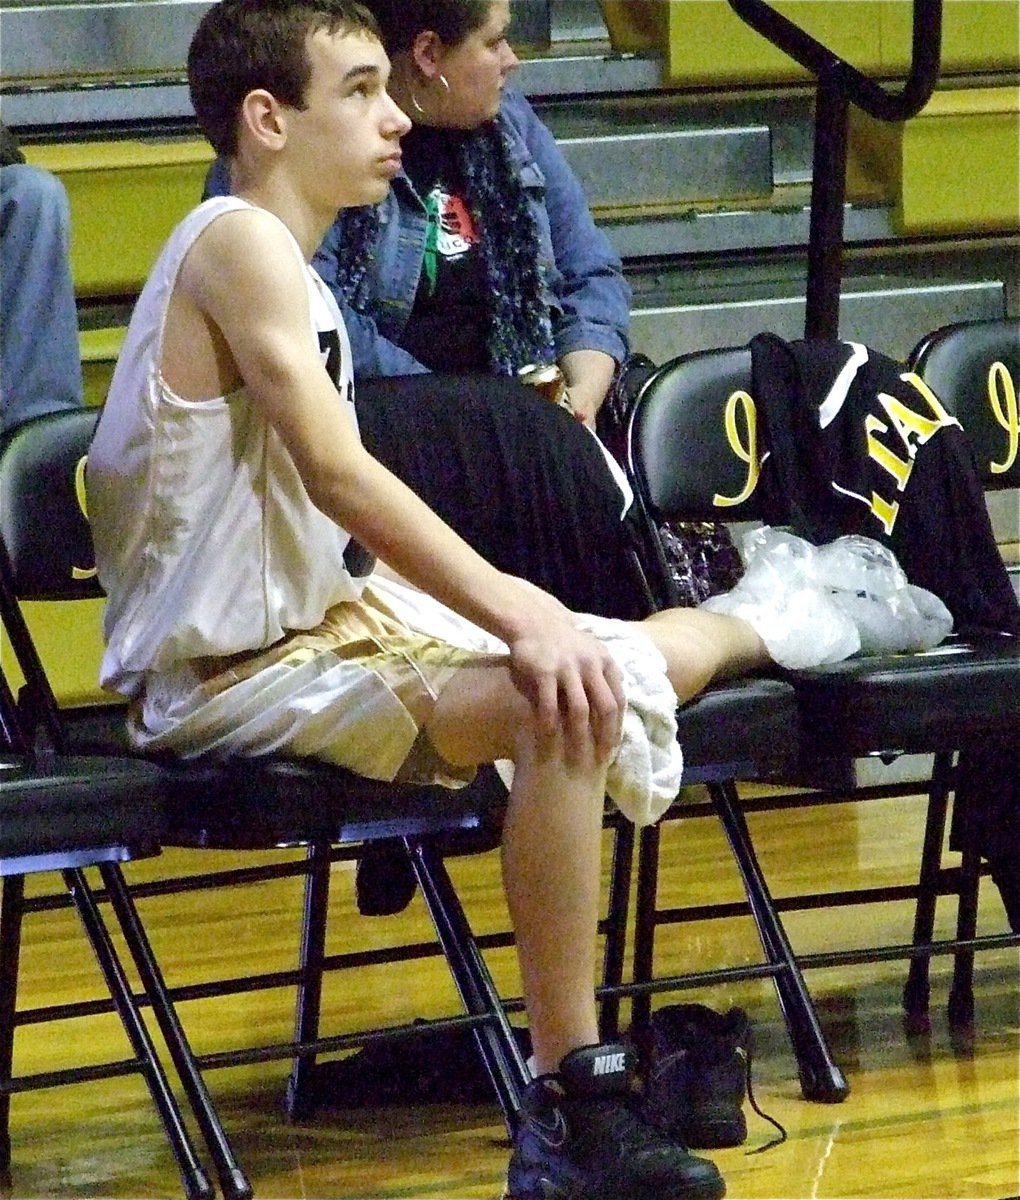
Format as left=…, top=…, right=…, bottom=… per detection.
left=130, top=575, right=683, bottom=825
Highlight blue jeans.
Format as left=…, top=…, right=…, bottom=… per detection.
left=0, top=163, right=83, bottom=434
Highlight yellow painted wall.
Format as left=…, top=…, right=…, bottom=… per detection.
left=599, top=2, right=1020, bottom=86
left=849, top=86, right=1020, bottom=233
left=25, top=139, right=213, bottom=297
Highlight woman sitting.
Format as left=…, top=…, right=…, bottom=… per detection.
left=209, top=0, right=740, bottom=618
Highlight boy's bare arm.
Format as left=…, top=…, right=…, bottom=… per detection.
left=177, top=209, right=625, bottom=755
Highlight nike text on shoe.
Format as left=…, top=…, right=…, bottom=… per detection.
left=504, top=1042, right=726, bottom=1200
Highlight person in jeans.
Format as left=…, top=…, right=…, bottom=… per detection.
left=0, top=122, right=84, bottom=434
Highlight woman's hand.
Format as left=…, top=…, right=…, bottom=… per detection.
left=559, top=348, right=617, bottom=429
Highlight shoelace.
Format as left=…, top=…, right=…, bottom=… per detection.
left=647, top=1043, right=788, bottom=1155
left=737, top=1045, right=788, bottom=1155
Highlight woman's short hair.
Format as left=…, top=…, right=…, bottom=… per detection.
left=360, top=0, right=491, bottom=57
left=188, top=0, right=380, bottom=157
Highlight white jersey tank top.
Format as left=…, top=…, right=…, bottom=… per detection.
left=88, top=196, right=370, bottom=696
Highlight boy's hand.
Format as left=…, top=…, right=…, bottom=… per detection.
left=503, top=580, right=625, bottom=765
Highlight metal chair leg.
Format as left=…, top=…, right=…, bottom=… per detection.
left=630, top=820, right=662, bottom=1042
left=64, top=868, right=214, bottom=1200
left=286, top=841, right=332, bottom=1122
left=599, top=816, right=635, bottom=1040
left=0, top=874, right=25, bottom=1179
left=101, top=864, right=252, bottom=1200
left=903, top=752, right=954, bottom=1030
left=948, top=840, right=981, bottom=1029
left=408, top=838, right=528, bottom=1136
left=710, top=783, right=849, bottom=1103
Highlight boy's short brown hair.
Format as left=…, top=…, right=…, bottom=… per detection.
left=188, top=0, right=380, bottom=157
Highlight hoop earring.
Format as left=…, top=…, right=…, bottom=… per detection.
left=438, top=73, right=451, bottom=93
left=411, top=92, right=426, bottom=116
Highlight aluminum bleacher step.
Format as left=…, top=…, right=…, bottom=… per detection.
left=556, top=124, right=772, bottom=208
left=627, top=273, right=1006, bottom=365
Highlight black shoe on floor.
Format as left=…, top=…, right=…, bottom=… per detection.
left=504, top=1042, right=726, bottom=1200
left=644, top=1004, right=752, bottom=1149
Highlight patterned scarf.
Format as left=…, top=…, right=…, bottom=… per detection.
left=328, top=115, right=556, bottom=376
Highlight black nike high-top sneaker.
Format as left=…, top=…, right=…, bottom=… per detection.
left=504, top=1042, right=726, bottom=1200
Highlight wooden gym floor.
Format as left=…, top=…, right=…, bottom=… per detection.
left=4, top=784, right=1018, bottom=1199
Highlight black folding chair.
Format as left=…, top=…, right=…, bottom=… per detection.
left=590, top=351, right=851, bottom=1101
left=621, top=340, right=1020, bottom=1041
left=910, top=318, right=1019, bottom=489
left=0, top=410, right=529, bottom=1196
left=594, top=363, right=849, bottom=1103
left=0, top=665, right=218, bottom=1199
left=612, top=673, right=853, bottom=1105
left=902, top=316, right=1020, bottom=1024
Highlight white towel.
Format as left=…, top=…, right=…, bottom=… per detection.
left=496, top=617, right=683, bottom=828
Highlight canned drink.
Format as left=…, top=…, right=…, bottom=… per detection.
left=518, top=363, right=574, bottom=413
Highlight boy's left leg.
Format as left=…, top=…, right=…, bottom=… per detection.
left=425, top=662, right=726, bottom=1200
left=640, top=607, right=770, bottom=705
left=425, top=659, right=606, bottom=1071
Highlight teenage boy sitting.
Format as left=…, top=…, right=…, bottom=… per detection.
left=88, top=2, right=768, bottom=1195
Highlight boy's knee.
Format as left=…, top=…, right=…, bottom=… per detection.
left=510, top=720, right=607, bottom=781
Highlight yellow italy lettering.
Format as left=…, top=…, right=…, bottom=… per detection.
left=869, top=491, right=900, bottom=536
left=865, top=412, right=913, bottom=491
left=879, top=382, right=955, bottom=455
left=865, top=374, right=957, bottom=533
left=713, top=389, right=761, bottom=508
left=987, top=360, right=1018, bottom=475
left=72, top=453, right=97, bottom=581
left=898, top=371, right=957, bottom=428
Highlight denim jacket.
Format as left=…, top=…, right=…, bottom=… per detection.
left=310, top=87, right=631, bottom=379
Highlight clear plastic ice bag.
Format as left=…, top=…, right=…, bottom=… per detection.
left=814, top=534, right=953, bottom=655
left=700, top=527, right=953, bottom=669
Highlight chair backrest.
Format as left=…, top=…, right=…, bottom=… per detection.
left=627, top=328, right=1019, bottom=526
left=0, top=409, right=103, bottom=751
left=909, top=318, right=1020, bottom=491
left=624, top=344, right=768, bottom=526
left=0, top=408, right=102, bottom=601
left=626, top=330, right=1019, bottom=623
